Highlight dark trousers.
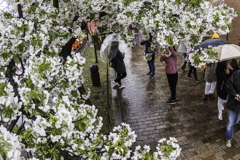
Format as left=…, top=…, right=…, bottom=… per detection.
left=147, top=60, right=155, bottom=75
left=181, top=53, right=187, bottom=71
left=188, top=64, right=198, bottom=80
left=114, top=72, right=127, bottom=86
left=166, top=73, right=178, bottom=100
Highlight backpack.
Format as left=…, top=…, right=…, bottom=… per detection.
left=109, top=56, right=119, bottom=68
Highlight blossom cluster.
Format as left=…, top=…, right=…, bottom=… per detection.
left=0, top=0, right=237, bottom=159
left=89, top=0, right=238, bottom=48
left=189, top=47, right=219, bottom=68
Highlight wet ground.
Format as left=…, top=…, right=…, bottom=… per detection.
left=115, top=46, right=240, bottom=159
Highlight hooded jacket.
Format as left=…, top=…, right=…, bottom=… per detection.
left=216, top=60, right=239, bottom=100
left=113, top=50, right=126, bottom=74
left=226, top=70, right=240, bottom=112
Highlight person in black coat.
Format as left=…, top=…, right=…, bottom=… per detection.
left=216, top=59, right=239, bottom=120
left=140, top=32, right=155, bottom=78
left=225, top=70, right=240, bottom=147
left=111, top=42, right=127, bottom=89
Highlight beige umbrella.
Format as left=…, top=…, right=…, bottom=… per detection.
left=216, top=44, right=240, bottom=62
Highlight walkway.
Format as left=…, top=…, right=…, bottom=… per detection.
left=116, top=46, right=240, bottom=159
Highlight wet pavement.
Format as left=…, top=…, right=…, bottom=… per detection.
left=114, top=46, right=240, bottom=159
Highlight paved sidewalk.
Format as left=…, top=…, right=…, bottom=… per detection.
left=116, top=46, right=240, bottom=160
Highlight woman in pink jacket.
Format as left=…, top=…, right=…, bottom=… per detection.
left=160, top=46, right=178, bottom=104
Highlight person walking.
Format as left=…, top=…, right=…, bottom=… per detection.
left=111, top=42, right=127, bottom=89
left=141, top=32, right=155, bottom=79
left=178, top=42, right=188, bottom=72
left=187, top=49, right=199, bottom=83
left=128, top=24, right=138, bottom=49
left=225, top=70, right=240, bottom=147
left=160, top=47, right=178, bottom=104
left=216, top=59, right=239, bottom=120
left=203, top=62, right=218, bottom=100
left=188, top=63, right=199, bottom=83
left=181, top=52, right=187, bottom=72
left=203, top=33, right=221, bottom=100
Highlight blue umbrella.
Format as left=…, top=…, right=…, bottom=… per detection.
left=194, top=38, right=228, bottom=50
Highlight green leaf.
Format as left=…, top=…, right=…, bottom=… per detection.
left=164, top=35, right=173, bottom=46
left=227, top=24, right=233, bottom=31
left=199, top=26, right=204, bottom=34
left=13, top=55, right=20, bottom=63
left=17, top=43, right=25, bottom=52
left=79, top=122, right=86, bottom=131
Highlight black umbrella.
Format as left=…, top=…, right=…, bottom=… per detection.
left=194, top=38, right=228, bottom=50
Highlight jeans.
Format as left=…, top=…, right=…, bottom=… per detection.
left=166, top=73, right=178, bottom=100
left=114, top=72, right=127, bottom=86
left=147, top=60, right=155, bottom=75
left=226, top=109, right=240, bottom=141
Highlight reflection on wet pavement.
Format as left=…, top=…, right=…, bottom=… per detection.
left=117, top=46, right=240, bottom=159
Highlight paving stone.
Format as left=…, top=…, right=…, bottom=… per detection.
left=114, top=46, right=240, bottom=159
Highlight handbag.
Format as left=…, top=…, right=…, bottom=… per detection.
left=145, top=52, right=153, bottom=61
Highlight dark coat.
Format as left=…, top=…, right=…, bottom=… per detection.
left=140, top=33, right=153, bottom=53
left=113, top=50, right=126, bottom=74
left=216, top=60, right=239, bottom=100
left=226, top=70, right=240, bottom=112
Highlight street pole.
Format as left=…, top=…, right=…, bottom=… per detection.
left=93, top=36, right=98, bottom=63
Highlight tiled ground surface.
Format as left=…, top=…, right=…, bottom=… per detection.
left=118, top=46, right=240, bottom=159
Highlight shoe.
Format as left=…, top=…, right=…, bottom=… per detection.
left=150, top=75, right=155, bottom=79
left=203, top=94, right=208, bottom=100
left=119, top=85, right=125, bottom=89
left=168, top=95, right=177, bottom=100
left=226, top=140, right=231, bottom=148
left=209, top=94, right=215, bottom=99
left=147, top=71, right=152, bottom=75
left=218, top=113, right=223, bottom=120
left=167, top=99, right=176, bottom=104
left=112, top=81, right=120, bottom=86
left=187, top=76, right=192, bottom=79
left=196, top=80, right=199, bottom=84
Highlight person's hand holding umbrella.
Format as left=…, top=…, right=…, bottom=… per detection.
left=227, top=64, right=233, bottom=71
left=234, top=94, right=240, bottom=101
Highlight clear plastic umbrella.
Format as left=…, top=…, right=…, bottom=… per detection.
left=100, top=33, right=131, bottom=63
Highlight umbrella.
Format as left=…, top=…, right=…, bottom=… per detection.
left=177, top=42, right=187, bottom=53
left=216, top=44, right=240, bottom=62
left=109, top=41, right=119, bottom=60
left=194, top=38, right=228, bottom=50
left=100, top=33, right=131, bottom=63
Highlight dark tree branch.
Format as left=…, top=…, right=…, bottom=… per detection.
left=18, top=4, right=23, bottom=18
left=53, top=0, right=59, bottom=8
left=17, top=121, right=25, bottom=135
